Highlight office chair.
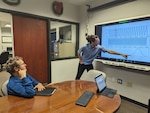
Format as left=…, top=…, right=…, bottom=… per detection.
left=1, top=80, right=8, bottom=96
left=81, top=69, right=106, bottom=82
left=0, top=51, right=9, bottom=71
left=0, top=71, right=10, bottom=97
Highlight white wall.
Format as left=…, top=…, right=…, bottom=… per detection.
left=51, top=59, right=79, bottom=82
left=79, top=0, right=150, bottom=105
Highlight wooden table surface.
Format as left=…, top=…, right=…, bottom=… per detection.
left=0, top=80, right=121, bottom=113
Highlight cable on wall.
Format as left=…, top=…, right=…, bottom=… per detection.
left=85, top=5, right=94, bottom=36
left=85, top=5, right=90, bottom=36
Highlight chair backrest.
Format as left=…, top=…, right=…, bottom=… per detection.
left=81, top=69, right=106, bottom=82
left=1, top=80, right=8, bottom=96
left=0, top=71, right=10, bottom=97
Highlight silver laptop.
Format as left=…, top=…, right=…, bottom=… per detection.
left=95, top=74, right=117, bottom=98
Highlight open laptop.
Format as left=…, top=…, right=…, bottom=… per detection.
left=95, top=74, right=117, bottom=98
left=35, top=87, right=56, bottom=96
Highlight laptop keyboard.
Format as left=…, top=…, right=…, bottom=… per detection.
left=75, top=91, right=94, bottom=107
left=35, top=87, right=56, bottom=96
left=101, top=88, right=117, bottom=98
left=101, top=88, right=112, bottom=95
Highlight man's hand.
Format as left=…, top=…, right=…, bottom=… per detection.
left=79, top=60, right=83, bottom=64
left=34, top=83, right=45, bottom=91
left=121, top=54, right=128, bottom=59
left=18, top=69, right=26, bottom=79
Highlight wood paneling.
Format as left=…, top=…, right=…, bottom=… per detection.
left=13, top=15, right=48, bottom=83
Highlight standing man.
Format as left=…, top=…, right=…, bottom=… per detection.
left=75, top=35, right=128, bottom=80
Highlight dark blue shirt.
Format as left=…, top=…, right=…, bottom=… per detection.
left=7, top=74, right=39, bottom=98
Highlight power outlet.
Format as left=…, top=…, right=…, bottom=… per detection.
left=117, top=79, right=123, bottom=84
left=127, top=82, right=132, bottom=87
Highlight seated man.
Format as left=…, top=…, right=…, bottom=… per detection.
left=3, top=56, right=45, bottom=98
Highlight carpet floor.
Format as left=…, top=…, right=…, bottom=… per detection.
left=116, top=99, right=148, bottom=113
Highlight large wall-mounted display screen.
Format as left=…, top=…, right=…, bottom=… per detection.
left=95, top=16, right=150, bottom=66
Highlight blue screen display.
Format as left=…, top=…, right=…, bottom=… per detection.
left=95, top=17, right=150, bottom=66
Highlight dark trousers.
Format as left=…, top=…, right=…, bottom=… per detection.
left=75, top=63, right=93, bottom=80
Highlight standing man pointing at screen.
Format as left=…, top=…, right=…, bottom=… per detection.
left=75, top=35, right=128, bottom=80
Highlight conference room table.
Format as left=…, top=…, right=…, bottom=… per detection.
left=0, top=80, right=121, bottom=113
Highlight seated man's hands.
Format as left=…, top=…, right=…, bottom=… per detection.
left=34, top=83, right=45, bottom=91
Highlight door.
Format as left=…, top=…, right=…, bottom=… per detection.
left=13, top=15, right=49, bottom=83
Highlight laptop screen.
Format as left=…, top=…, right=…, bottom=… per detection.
left=95, top=74, right=106, bottom=92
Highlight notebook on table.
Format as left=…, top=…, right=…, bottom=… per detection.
left=35, top=87, right=56, bottom=96
left=95, top=74, right=117, bottom=98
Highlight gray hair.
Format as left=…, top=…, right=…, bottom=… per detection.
left=3, top=56, right=23, bottom=74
